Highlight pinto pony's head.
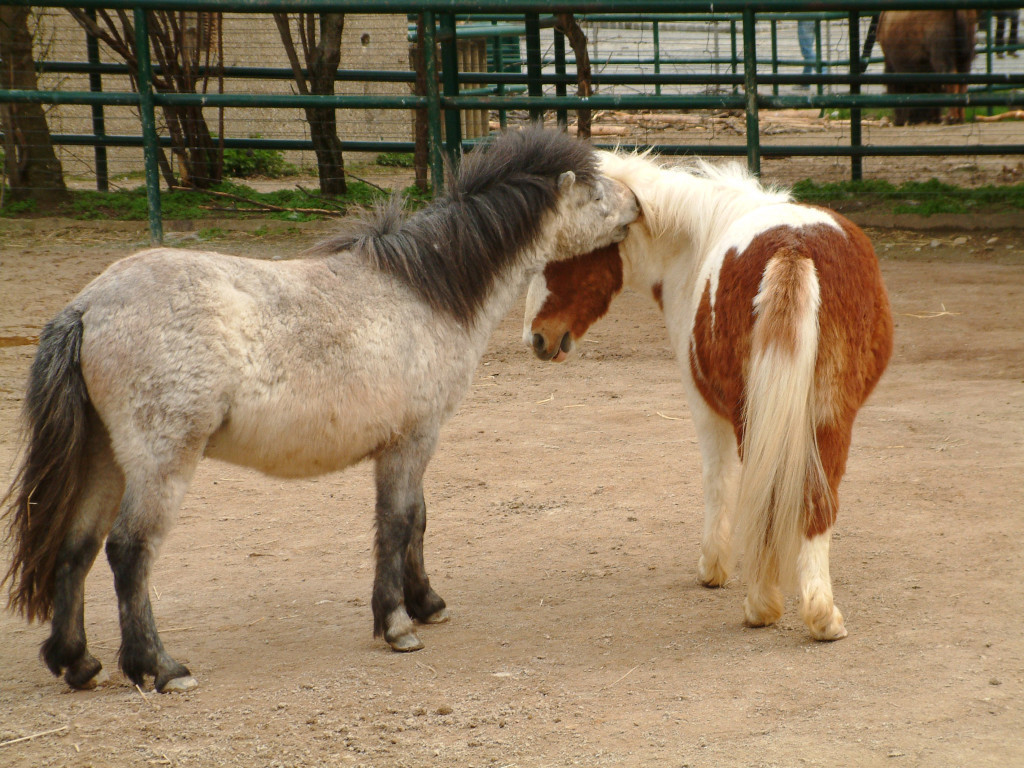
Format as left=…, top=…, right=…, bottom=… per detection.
left=523, top=242, right=625, bottom=361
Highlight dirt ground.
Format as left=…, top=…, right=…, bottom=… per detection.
left=1, top=214, right=1023, bottom=768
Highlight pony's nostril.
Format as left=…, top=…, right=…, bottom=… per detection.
left=532, top=333, right=547, bottom=355
left=559, top=332, right=572, bottom=354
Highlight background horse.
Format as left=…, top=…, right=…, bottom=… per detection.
left=525, top=151, right=892, bottom=642
left=2, top=128, right=637, bottom=693
left=877, top=10, right=978, bottom=125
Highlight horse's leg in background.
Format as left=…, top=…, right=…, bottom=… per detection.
left=106, top=448, right=202, bottom=692
left=797, top=419, right=852, bottom=641
left=372, top=430, right=439, bottom=651
left=42, top=419, right=124, bottom=689
left=686, top=385, right=740, bottom=588
left=402, top=491, right=449, bottom=626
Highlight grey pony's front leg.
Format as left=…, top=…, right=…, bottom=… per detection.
left=403, top=495, right=448, bottom=627
left=371, top=432, right=446, bottom=651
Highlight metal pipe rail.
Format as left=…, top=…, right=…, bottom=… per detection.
left=3, top=0, right=1022, bottom=244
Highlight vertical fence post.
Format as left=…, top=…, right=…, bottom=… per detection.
left=525, top=13, right=543, bottom=123
left=742, top=7, right=760, bottom=176
left=421, top=12, right=444, bottom=193
left=133, top=7, right=162, bottom=245
left=492, top=29, right=508, bottom=129
left=553, top=27, right=567, bottom=130
left=729, top=19, right=738, bottom=96
left=814, top=19, right=823, bottom=95
left=85, top=8, right=108, bottom=192
left=770, top=18, right=778, bottom=97
left=653, top=19, right=661, bottom=96
left=438, top=12, right=462, bottom=164
left=849, top=12, right=863, bottom=181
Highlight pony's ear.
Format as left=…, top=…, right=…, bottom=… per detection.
left=557, top=171, right=576, bottom=192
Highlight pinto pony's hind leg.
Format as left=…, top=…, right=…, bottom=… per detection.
left=798, top=532, right=846, bottom=640
left=798, top=423, right=851, bottom=640
left=742, top=559, right=785, bottom=629
left=402, top=496, right=449, bottom=626
left=42, top=420, right=124, bottom=689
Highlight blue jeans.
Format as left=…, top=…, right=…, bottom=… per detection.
left=798, top=20, right=817, bottom=75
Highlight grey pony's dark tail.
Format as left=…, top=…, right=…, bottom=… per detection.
left=2, top=307, right=91, bottom=623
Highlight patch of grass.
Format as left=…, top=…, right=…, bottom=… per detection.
left=375, top=152, right=415, bottom=168
left=792, top=178, right=1024, bottom=216
left=0, top=197, right=37, bottom=216
left=222, top=147, right=297, bottom=179
left=824, top=104, right=1018, bottom=124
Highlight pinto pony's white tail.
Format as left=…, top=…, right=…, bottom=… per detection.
left=735, top=248, right=833, bottom=624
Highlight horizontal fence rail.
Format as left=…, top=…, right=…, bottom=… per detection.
left=1, top=1, right=1022, bottom=243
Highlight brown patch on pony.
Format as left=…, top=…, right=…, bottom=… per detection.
left=532, top=243, right=623, bottom=342
left=651, top=282, right=664, bottom=311
left=688, top=212, right=893, bottom=537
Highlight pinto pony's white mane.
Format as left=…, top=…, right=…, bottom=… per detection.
left=598, top=150, right=792, bottom=258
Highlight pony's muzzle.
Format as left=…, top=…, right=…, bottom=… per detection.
left=532, top=330, right=572, bottom=362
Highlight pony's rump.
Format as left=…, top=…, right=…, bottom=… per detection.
left=2, top=307, right=91, bottom=622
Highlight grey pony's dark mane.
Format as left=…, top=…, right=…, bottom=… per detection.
left=309, top=128, right=599, bottom=325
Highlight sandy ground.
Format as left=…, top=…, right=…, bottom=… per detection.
left=0, top=219, right=1023, bottom=767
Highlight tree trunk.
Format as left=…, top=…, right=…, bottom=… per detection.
left=555, top=14, right=593, bottom=140
left=274, top=13, right=346, bottom=197
left=68, top=9, right=223, bottom=189
left=0, top=7, right=67, bottom=201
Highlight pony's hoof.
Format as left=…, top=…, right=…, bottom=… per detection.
left=804, top=605, right=848, bottom=642
left=64, top=655, right=105, bottom=690
left=743, top=592, right=783, bottom=628
left=697, top=555, right=729, bottom=587
left=388, top=633, right=425, bottom=652
left=158, top=674, right=199, bottom=693
left=422, top=607, right=450, bottom=625
left=384, top=608, right=423, bottom=651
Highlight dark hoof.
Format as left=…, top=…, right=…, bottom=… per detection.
left=154, top=662, right=195, bottom=693
left=64, top=654, right=104, bottom=690
left=407, top=589, right=447, bottom=623
left=388, top=633, right=425, bottom=652
left=422, top=607, right=450, bottom=625
left=157, top=674, right=199, bottom=693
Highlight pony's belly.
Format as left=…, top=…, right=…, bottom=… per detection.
left=204, top=412, right=389, bottom=478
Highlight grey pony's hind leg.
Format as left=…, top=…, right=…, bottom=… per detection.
left=41, top=420, right=124, bottom=690
left=106, top=460, right=200, bottom=692
left=403, top=495, right=448, bottom=626
left=372, top=432, right=443, bottom=652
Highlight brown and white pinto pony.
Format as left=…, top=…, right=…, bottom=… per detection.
left=876, top=10, right=978, bottom=125
left=524, top=152, right=893, bottom=641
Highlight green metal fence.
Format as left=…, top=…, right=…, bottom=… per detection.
left=2, top=0, right=1023, bottom=243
